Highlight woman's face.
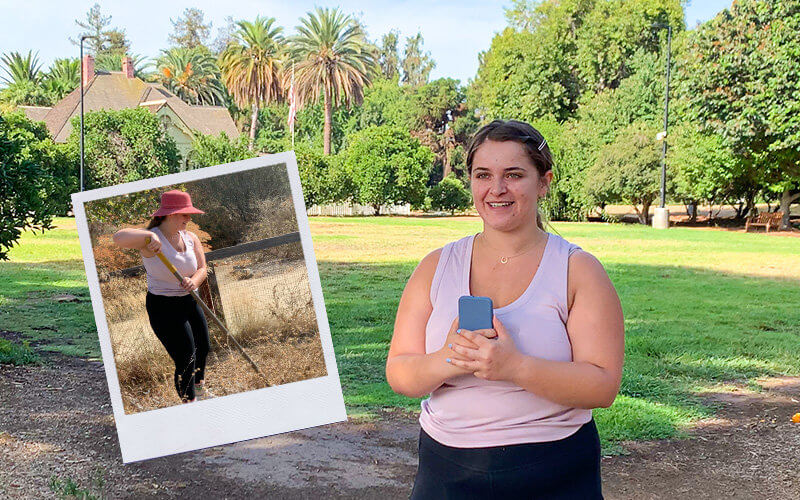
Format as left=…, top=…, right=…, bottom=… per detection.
left=470, top=139, right=552, bottom=232
left=165, top=213, right=191, bottom=230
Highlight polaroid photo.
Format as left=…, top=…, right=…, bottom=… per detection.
left=71, top=151, right=346, bottom=463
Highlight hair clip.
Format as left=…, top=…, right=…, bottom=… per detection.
left=538, top=138, right=547, bottom=151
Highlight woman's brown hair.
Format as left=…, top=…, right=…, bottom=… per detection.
left=146, top=216, right=165, bottom=229
left=465, top=119, right=553, bottom=230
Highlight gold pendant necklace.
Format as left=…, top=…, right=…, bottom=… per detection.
left=479, top=233, right=541, bottom=264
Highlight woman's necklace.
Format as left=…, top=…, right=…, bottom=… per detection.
left=478, top=232, right=542, bottom=264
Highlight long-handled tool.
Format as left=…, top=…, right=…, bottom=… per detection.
left=146, top=237, right=271, bottom=385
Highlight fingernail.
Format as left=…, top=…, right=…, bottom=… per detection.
left=448, top=343, right=453, bottom=349
left=456, top=329, right=461, bottom=334
left=446, top=358, right=451, bottom=363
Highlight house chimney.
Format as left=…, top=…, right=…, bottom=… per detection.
left=82, top=54, right=95, bottom=88
left=121, top=56, right=134, bottom=78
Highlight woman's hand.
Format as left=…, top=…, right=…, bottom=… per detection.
left=180, top=276, right=197, bottom=291
left=435, top=318, right=478, bottom=375
left=448, top=316, right=523, bottom=382
left=145, top=232, right=162, bottom=253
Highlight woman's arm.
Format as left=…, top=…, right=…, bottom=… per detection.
left=112, top=228, right=155, bottom=250
left=179, top=232, right=207, bottom=291
left=386, top=249, right=476, bottom=399
left=451, top=251, right=624, bottom=409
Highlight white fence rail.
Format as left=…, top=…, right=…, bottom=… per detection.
left=307, top=202, right=411, bottom=216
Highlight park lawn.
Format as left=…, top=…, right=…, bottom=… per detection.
left=2, top=216, right=800, bottom=452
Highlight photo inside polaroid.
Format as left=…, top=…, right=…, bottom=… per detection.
left=84, top=161, right=327, bottom=414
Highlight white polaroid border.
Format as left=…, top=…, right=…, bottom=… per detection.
left=71, top=151, right=346, bottom=463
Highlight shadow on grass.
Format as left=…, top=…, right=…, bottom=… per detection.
left=320, top=259, right=800, bottom=451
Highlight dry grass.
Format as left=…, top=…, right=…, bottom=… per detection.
left=100, top=258, right=326, bottom=414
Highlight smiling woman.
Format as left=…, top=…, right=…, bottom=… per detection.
left=386, top=120, right=625, bottom=498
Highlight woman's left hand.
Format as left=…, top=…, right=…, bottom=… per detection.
left=449, top=315, right=523, bottom=382
left=180, top=276, right=197, bottom=291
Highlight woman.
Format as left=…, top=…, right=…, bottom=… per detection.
left=386, top=120, right=625, bottom=498
left=113, top=190, right=211, bottom=404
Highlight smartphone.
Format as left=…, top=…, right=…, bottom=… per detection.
left=458, top=295, right=494, bottom=331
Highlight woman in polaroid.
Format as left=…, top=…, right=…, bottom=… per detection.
left=386, top=120, right=625, bottom=498
left=112, top=190, right=211, bottom=404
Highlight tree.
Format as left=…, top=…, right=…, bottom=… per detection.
left=212, top=16, right=238, bottom=54
left=378, top=30, right=401, bottom=80
left=43, top=58, right=80, bottom=101
left=295, top=145, right=353, bottom=208
left=290, top=7, right=377, bottom=155
left=169, top=8, right=212, bottom=49
left=669, top=123, right=740, bottom=221
left=504, top=0, right=539, bottom=31
left=353, top=78, right=411, bottom=130
left=219, top=16, right=285, bottom=150
left=0, top=51, right=52, bottom=106
left=680, top=0, right=800, bottom=228
left=153, top=47, right=225, bottom=105
left=0, top=112, right=69, bottom=259
left=72, top=4, right=131, bottom=58
left=343, top=125, right=433, bottom=213
left=429, top=174, right=472, bottom=214
left=401, top=32, right=435, bottom=87
left=585, top=122, right=661, bottom=224
left=65, top=108, right=181, bottom=189
left=71, top=3, right=111, bottom=54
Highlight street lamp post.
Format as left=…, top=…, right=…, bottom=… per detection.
left=652, top=23, right=672, bottom=229
left=79, top=35, right=96, bottom=192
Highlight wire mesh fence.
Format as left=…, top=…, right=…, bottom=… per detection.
left=100, top=233, right=327, bottom=414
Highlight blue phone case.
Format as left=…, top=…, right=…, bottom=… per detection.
left=458, top=295, right=493, bottom=331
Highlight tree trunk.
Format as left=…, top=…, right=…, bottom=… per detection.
left=248, top=105, right=259, bottom=151
left=687, top=200, right=698, bottom=223
left=323, top=86, right=332, bottom=155
left=779, top=188, right=800, bottom=229
left=372, top=203, right=381, bottom=216
left=640, top=199, right=653, bottom=225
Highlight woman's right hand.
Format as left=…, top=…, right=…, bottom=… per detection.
left=145, top=232, right=162, bottom=253
left=435, top=318, right=480, bottom=375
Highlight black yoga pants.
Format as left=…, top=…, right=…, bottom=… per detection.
left=410, top=419, right=603, bottom=499
left=145, top=292, right=210, bottom=401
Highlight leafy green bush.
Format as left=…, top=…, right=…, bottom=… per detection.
left=429, top=174, right=472, bottom=214
left=188, top=131, right=254, bottom=168
left=0, top=112, right=70, bottom=259
left=66, top=108, right=181, bottom=189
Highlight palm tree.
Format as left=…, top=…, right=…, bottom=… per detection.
left=43, top=58, right=80, bottom=101
left=0, top=50, right=52, bottom=106
left=1, top=50, right=43, bottom=86
left=290, top=7, right=377, bottom=155
left=219, top=16, right=285, bottom=149
left=153, top=47, right=225, bottom=105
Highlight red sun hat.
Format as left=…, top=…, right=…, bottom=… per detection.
left=151, top=190, right=205, bottom=217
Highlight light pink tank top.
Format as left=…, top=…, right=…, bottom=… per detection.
left=419, top=232, right=592, bottom=448
left=141, top=226, right=198, bottom=297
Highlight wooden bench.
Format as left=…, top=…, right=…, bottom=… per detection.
left=745, top=211, right=783, bottom=233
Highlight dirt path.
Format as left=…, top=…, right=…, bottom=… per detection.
left=1, top=355, right=798, bottom=499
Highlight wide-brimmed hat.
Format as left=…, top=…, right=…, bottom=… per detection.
left=151, top=190, right=205, bottom=217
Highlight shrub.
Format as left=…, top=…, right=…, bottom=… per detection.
left=429, top=174, right=472, bottom=214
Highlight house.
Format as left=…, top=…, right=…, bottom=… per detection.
left=19, top=55, right=238, bottom=168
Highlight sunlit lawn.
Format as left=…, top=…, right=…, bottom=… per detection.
left=2, top=216, right=800, bottom=452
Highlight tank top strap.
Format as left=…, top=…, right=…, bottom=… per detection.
left=536, top=233, right=582, bottom=322
left=429, top=235, right=473, bottom=306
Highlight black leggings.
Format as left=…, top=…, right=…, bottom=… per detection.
left=410, top=419, right=603, bottom=499
left=145, top=292, right=210, bottom=402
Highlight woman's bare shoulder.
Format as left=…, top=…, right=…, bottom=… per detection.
left=567, top=249, right=615, bottom=308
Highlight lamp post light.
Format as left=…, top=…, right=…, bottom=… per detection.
left=79, top=35, right=97, bottom=192
left=652, top=23, right=672, bottom=229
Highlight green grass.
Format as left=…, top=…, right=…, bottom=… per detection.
left=3, top=216, right=800, bottom=452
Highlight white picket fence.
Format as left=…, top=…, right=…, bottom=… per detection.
left=307, top=202, right=411, bottom=216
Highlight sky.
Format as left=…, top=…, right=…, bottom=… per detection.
left=0, top=0, right=733, bottom=85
